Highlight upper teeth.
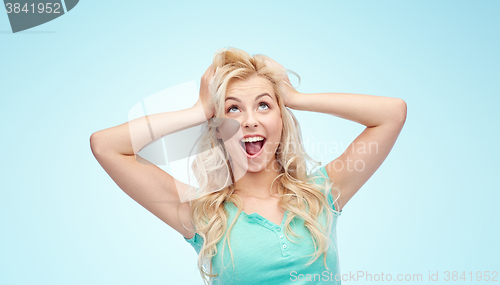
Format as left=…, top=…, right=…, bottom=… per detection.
left=241, top=136, right=265, bottom=143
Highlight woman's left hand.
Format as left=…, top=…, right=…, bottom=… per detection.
left=265, top=58, right=301, bottom=108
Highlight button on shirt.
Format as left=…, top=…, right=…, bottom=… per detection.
left=184, top=166, right=342, bottom=284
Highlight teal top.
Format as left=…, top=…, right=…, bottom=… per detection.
left=184, top=166, right=342, bottom=284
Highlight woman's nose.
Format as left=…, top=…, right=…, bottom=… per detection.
left=243, top=112, right=258, bottom=128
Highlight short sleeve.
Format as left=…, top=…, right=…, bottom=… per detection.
left=310, top=166, right=342, bottom=215
left=183, top=189, right=205, bottom=255
left=184, top=232, right=204, bottom=255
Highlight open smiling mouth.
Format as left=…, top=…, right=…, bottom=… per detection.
left=240, top=137, right=267, bottom=158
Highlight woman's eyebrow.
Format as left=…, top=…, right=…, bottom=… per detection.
left=225, top=93, right=272, bottom=102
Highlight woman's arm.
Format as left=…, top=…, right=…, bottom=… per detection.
left=265, top=59, right=406, bottom=211
left=90, top=102, right=209, bottom=239
left=288, top=92, right=406, bottom=128
left=90, top=65, right=216, bottom=239
left=288, top=91, right=407, bottom=212
left=91, top=100, right=210, bottom=156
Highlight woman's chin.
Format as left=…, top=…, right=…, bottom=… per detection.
left=246, top=163, right=266, bottom=173
left=227, top=146, right=278, bottom=175
left=247, top=155, right=279, bottom=173
left=230, top=156, right=269, bottom=174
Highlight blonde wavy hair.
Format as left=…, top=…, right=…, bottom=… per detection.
left=187, top=47, right=341, bottom=284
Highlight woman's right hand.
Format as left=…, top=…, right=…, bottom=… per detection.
left=196, top=64, right=216, bottom=119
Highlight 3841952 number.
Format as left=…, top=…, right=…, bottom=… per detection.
left=444, top=271, right=498, bottom=282
left=5, top=3, right=61, bottom=14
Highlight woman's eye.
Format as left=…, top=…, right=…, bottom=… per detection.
left=227, top=102, right=268, bottom=113
left=258, top=102, right=270, bottom=110
left=227, top=105, right=239, bottom=113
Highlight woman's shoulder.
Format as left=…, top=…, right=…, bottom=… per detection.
left=183, top=201, right=236, bottom=253
left=307, top=165, right=329, bottom=185
left=308, top=165, right=342, bottom=214
left=184, top=232, right=204, bottom=254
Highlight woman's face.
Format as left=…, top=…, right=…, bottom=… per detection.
left=217, top=75, right=283, bottom=174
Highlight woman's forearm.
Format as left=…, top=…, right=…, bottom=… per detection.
left=288, top=92, right=406, bottom=127
left=91, top=101, right=209, bottom=156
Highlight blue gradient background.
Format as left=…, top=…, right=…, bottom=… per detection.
left=1, top=1, right=499, bottom=284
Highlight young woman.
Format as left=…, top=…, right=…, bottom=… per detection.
left=90, top=47, right=407, bottom=284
